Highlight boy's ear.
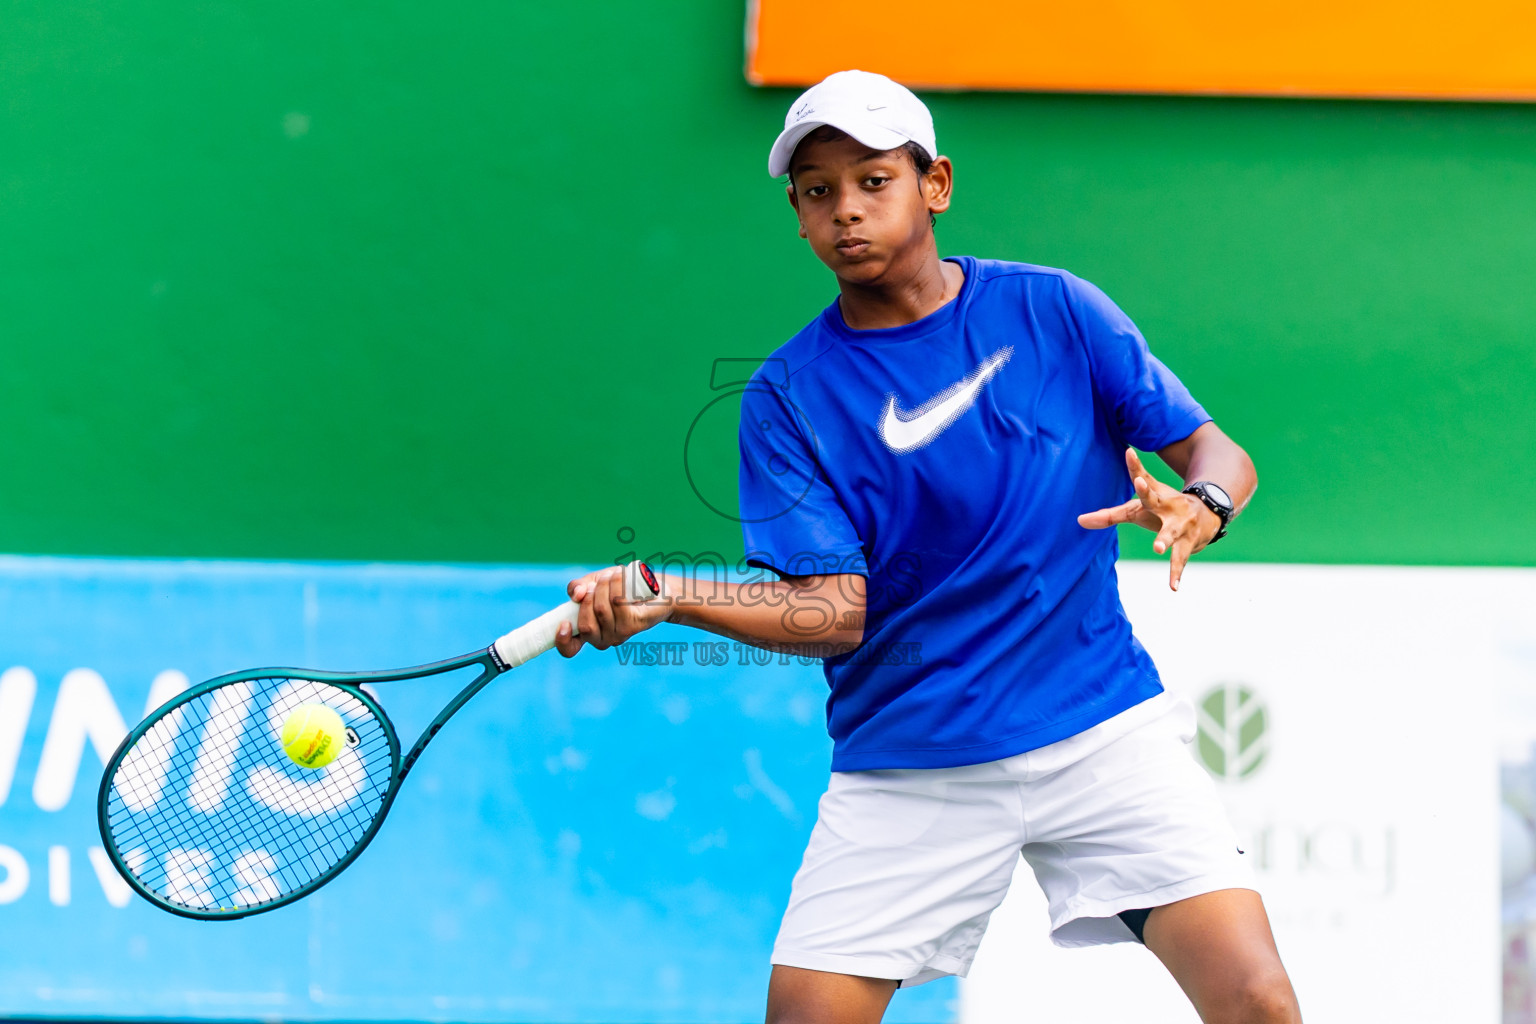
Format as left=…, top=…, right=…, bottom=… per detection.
left=786, top=183, right=808, bottom=239
left=924, top=156, right=954, bottom=216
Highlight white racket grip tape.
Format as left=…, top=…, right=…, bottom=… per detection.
left=491, top=561, right=662, bottom=670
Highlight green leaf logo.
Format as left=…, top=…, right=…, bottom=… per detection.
left=1194, top=684, right=1268, bottom=780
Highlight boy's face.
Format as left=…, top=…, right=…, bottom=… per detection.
left=787, top=133, right=952, bottom=286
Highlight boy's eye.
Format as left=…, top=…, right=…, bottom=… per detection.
left=805, top=185, right=829, bottom=197
left=865, top=176, right=889, bottom=187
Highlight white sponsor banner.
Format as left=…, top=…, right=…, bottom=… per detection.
left=961, top=563, right=1529, bottom=1024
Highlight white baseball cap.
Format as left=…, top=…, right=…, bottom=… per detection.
left=767, top=70, right=937, bottom=178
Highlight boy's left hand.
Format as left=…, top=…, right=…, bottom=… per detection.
left=1076, top=448, right=1223, bottom=592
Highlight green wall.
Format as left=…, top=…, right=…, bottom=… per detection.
left=2, top=1, right=1533, bottom=567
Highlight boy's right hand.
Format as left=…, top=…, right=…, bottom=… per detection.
left=553, top=566, right=670, bottom=658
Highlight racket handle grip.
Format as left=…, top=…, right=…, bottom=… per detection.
left=492, top=561, right=661, bottom=670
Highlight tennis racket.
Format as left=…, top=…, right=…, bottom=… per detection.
left=96, top=560, right=660, bottom=920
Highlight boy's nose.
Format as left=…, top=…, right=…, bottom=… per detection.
left=833, top=202, right=863, bottom=225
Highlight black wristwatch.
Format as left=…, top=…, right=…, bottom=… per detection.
left=1182, top=481, right=1235, bottom=543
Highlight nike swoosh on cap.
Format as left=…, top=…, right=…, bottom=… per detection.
left=878, top=347, right=1013, bottom=455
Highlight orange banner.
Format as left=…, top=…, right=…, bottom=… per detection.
left=746, top=0, right=1536, bottom=100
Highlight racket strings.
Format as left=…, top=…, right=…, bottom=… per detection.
left=104, top=678, right=396, bottom=913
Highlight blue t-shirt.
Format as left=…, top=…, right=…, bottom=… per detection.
left=738, top=256, right=1210, bottom=771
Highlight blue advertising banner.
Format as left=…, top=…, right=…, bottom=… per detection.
left=0, top=556, right=954, bottom=1022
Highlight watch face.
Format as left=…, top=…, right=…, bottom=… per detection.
left=1204, top=483, right=1233, bottom=511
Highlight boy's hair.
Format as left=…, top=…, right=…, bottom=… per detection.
left=787, top=126, right=940, bottom=226
left=900, top=139, right=936, bottom=178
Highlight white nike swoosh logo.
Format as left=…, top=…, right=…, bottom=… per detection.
left=878, top=347, right=1012, bottom=454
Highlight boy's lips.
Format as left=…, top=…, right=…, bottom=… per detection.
left=834, top=237, right=871, bottom=257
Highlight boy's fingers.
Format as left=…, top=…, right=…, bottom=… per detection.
left=1169, top=537, right=1193, bottom=591
left=1124, top=448, right=1146, bottom=478
left=554, top=621, right=585, bottom=658
left=1080, top=499, right=1168, bottom=533
left=567, top=564, right=654, bottom=652
left=1078, top=499, right=1139, bottom=529
left=591, top=585, right=615, bottom=645
left=576, top=588, right=600, bottom=643
left=604, top=571, right=631, bottom=636
left=567, top=569, right=604, bottom=601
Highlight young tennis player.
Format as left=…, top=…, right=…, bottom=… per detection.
left=556, top=70, right=1301, bottom=1024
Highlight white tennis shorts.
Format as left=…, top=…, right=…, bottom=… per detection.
left=771, top=692, right=1255, bottom=986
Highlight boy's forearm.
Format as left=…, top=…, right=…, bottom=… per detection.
left=1158, top=421, right=1258, bottom=516
left=662, top=573, right=866, bottom=656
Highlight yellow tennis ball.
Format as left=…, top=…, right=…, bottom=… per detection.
left=281, top=703, right=346, bottom=769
